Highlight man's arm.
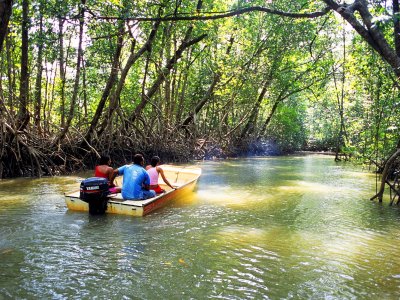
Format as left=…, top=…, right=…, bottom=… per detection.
left=110, top=168, right=119, bottom=185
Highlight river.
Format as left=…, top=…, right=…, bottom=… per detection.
left=1, top=154, right=399, bottom=299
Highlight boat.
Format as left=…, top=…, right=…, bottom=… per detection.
left=65, top=165, right=202, bottom=216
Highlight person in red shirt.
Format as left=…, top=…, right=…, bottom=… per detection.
left=95, top=155, right=121, bottom=193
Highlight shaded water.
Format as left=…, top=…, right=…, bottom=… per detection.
left=1, top=155, right=400, bottom=299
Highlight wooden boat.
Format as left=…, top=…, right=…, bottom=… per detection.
left=65, top=165, right=201, bottom=216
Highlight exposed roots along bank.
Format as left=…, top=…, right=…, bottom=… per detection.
left=0, top=128, right=280, bottom=179
left=3, top=126, right=400, bottom=206
left=0, top=133, right=189, bottom=178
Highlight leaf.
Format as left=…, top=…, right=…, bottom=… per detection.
left=107, top=0, right=123, bottom=7
left=178, top=258, right=188, bottom=266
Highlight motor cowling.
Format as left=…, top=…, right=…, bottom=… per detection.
left=80, top=177, right=110, bottom=214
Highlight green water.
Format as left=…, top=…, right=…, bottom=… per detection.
left=1, top=155, right=400, bottom=299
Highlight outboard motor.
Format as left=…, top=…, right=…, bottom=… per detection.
left=80, top=177, right=110, bottom=214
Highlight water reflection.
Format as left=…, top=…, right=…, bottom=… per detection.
left=1, top=155, right=400, bottom=298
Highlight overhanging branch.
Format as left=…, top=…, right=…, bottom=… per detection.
left=89, top=6, right=331, bottom=22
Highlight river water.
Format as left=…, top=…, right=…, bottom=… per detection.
left=0, top=155, right=399, bottom=299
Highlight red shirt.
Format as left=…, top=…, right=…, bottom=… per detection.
left=95, top=166, right=109, bottom=179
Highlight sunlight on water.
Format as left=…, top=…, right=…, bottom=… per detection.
left=196, top=187, right=274, bottom=207
left=1, top=155, right=400, bottom=299
left=276, top=180, right=343, bottom=193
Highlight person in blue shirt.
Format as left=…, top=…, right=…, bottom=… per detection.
left=114, top=154, right=156, bottom=200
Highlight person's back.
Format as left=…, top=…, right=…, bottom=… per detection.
left=117, top=154, right=156, bottom=200
left=95, top=155, right=121, bottom=193
left=147, top=166, right=159, bottom=185
left=119, top=164, right=149, bottom=199
left=146, top=156, right=176, bottom=193
left=95, top=156, right=113, bottom=180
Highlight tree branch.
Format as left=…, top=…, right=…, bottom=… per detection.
left=91, top=6, right=331, bottom=22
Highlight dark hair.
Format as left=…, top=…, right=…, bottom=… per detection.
left=99, top=155, right=110, bottom=165
left=133, top=154, right=144, bottom=165
left=150, top=156, right=160, bottom=167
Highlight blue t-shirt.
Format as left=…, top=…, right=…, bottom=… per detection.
left=118, top=164, right=151, bottom=200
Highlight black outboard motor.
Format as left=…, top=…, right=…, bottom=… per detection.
left=80, top=177, right=110, bottom=214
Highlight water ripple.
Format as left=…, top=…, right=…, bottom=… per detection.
left=1, top=158, right=400, bottom=298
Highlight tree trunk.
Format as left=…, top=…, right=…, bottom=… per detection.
left=239, top=80, right=270, bottom=140
left=129, top=30, right=207, bottom=124
left=0, top=0, right=13, bottom=52
left=175, top=64, right=189, bottom=123
left=393, top=0, right=400, bottom=56
left=164, top=26, right=172, bottom=119
left=371, top=148, right=400, bottom=202
left=43, top=59, right=50, bottom=134
left=257, top=69, right=325, bottom=140
left=180, top=73, right=220, bottom=130
left=323, top=0, right=400, bottom=77
left=58, top=18, right=66, bottom=128
left=81, top=56, right=87, bottom=122
left=257, top=90, right=285, bottom=139
left=333, top=29, right=348, bottom=161
left=96, top=20, right=161, bottom=137
left=46, top=65, right=56, bottom=134
left=180, top=36, right=233, bottom=130
left=17, top=0, right=30, bottom=130
left=83, top=23, right=124, bottom=145
left=5, top=30, right=14, bottom=114
left=34, top=9, right=43, bottom=132
left=53, top=0, right=85, bottom=145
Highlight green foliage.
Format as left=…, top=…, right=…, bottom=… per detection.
left=267, top=99, right=308, bottom=153
left=1, top=0, right=400, bottom=162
